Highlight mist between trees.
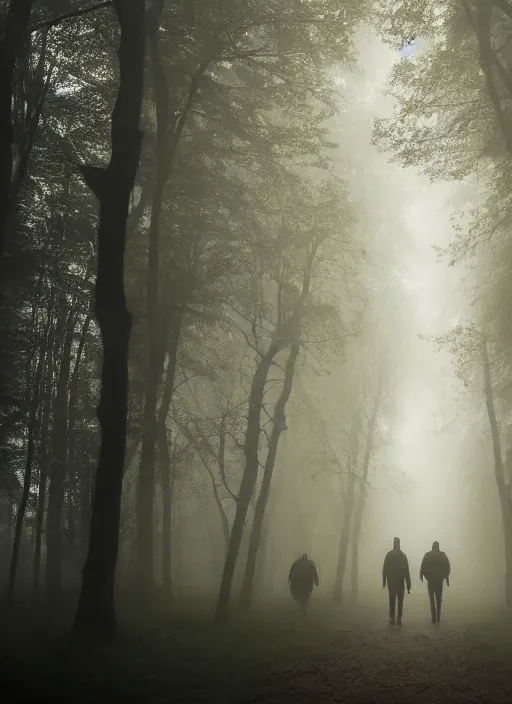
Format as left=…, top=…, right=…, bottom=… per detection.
left=1, top=0, right=512, bottom=651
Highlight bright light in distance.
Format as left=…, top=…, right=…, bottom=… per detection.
left=402, top=277, right=418, bottom=290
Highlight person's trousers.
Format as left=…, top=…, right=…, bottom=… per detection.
left=290, top=582, right=313, bottom=609
left=388, top=586, right=404, bottom=622
left=427, top=580, right=444, bottom=622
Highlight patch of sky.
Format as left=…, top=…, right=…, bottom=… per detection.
left=398, top=37, right=418, bottom=58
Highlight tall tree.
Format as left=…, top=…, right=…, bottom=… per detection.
left=0, top=0, right=35, bottom=260
left=374, top=0, right=512, bottom=605
left=73, top=0, right=146, bottom=638
left=430, top=325, right=512, bottom=605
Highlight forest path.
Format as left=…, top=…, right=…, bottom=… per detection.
left=248, top=606, right=512, bottom=703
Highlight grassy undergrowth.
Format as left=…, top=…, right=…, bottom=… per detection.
left=0, top=594, right=352, bottom=703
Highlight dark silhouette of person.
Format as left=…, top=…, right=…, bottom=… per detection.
left=382, top=537, right=411, bottom=625
left=288, top=553, right=319, bottom=612
left=420, top=541, right=450, bottom=623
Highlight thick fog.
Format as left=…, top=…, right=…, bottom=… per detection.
left=156, top=31, right=504, bottom=609
left=4, top=4, right=512, bottom=649
left=7, top=5, right=512, bottom=704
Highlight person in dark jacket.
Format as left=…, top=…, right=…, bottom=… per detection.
left=382, top=537, right=411, bottom=625
left=420, top=541, right=450, bottom=623
left=288, top=554, right=319, bottom=612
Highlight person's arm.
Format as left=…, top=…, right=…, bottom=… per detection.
left=288, top=564, right=294, bottom=584
left=419, top=554, right=426, bottom=582
left=404, top=556, right=411, bottom=592
left=444, top=554, right=451, bottom=586
left=312, top=564, right=319, bottom=587
left=382, top=554, right=388, bottom=588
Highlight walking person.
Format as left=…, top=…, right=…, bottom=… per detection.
left=382, top=537, right=411, bottom=625
left=420, top=540, right=450, bottom=624
left=288, top=553, right=319, bottom=613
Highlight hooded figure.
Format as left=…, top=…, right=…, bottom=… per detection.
left=420, top=541, right=450, bottom=623
left=288, top=554, right=319, bottom=612
left=382, top=537, right=411, bottom=625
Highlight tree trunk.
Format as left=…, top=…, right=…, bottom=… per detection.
left=214, top=345, right=280, bottom=623
left=68, top=314, right=92, bottom=469
left=135, top=0, right=170, bottom=602
left=33, top=340, right=54, bottom=599
left=158, top=422, right=173, bottom=593
left=10, top=25, right=53, bottom=206
left=79, top=462, right=93, bottom=559
left=481, top=337, right=512, bottom=606
left=66, top=314, right=92, bottom=569
left=252, top=505, right=270, bottom=595
left=8, top=293, right=53, bottom=602
left=214, top=240, right=318, bottom=624
left=178, top=418, right=231, bottom=553
left=173, top=500, right=183, bottom=596
left=333, top=471, right=355, bottom=603
left=33, top=448, right=48, bottom=599
left=157, top=310, right=184, bottom=592
left=73, top=0, right=146, bottom=639
left=469, top=1, right=512, bottom=151
left=0, top=0, right=34, bottom=260
left=350, top=383, right=383, bottom=603
left=7, top=340, right=45, bottom=603
left=350, top=483, right=363, bottom=603
left=240, top=342, right=300, bottom=610
left=46, top=308, right=73, bottom=600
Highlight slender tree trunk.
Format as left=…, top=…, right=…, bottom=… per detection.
left=134, top=0, right=205, bottom=600
left=79, top=463, right=93, bottom=558
left=209, top=466, right=230, bottom=554
left=10, top=26, right=53, bottom=205
left=350, top=383, right=383, bottom=603
left=481, top=337, right=512, bottom=606
left=156, top=310, right=184, bottom=592
left=178, top=418, right=231, bottom=553
left=214, top=346, right=280, bottom=623
left=65, top=491, right=79, bottom=576
left=8, top=378, right=41, bottom=602
left=33, top=341, right=54, bottom=599
left=197, top=494, right=219, bottom=588
left=252, top=505, right=270, bottom=595
left=73, top=0, right=146, bottom=639
left=8, top=303, right=51, bottom=602
left=0, top=0, right=34, bottom=260
left=173, top=500, right=183, bottom=596
left=214, top=241, right=318, bottom=623
left=68, top=314, right=92, bottom=468
left=333, top=472, right=356, bottom=603
left=34, top=447, right=48, bottom=598
left=123, top=434, right=141, bottom=476
left=466, top=1, right=512, bottom=151
left=350, top=484, right=363, bottom=602
left=136, top=0, right=169, bottom=601
left=46, top=309, right=73, bottom=600
left=66, top=314, right=92, bottom=571
left=158, top=423, right=173, bottom=593
left=240, top=343, right=300, bottom=610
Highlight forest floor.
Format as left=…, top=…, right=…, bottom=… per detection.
left=249, top=604, right=512, bottom=704
left=2, top=594, right=512, bottom=702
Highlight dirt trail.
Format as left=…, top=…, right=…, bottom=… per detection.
left=250, top=609, right=512, bottom=703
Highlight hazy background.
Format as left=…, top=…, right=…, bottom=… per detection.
left=168, top=30, right=505, bottom=610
